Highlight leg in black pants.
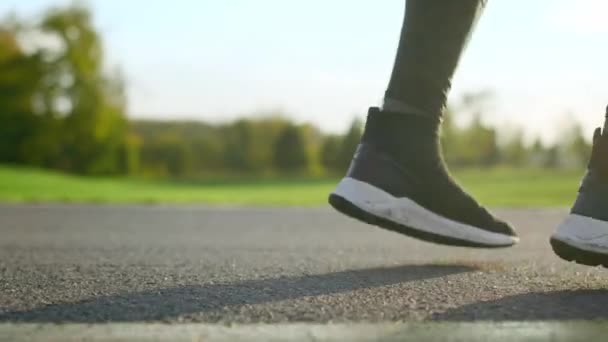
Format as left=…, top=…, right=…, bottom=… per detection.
left=330, top=0, right=518, bottom=248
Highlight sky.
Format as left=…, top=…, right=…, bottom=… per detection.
left=1, top=0, right=607, bottom=143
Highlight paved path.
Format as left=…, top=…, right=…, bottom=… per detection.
left=3, top=322, right=608, bottom=342
left=2, top=204, right=608, bottom=323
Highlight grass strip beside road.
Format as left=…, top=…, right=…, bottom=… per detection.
left=0, top=165, right=583, bottom=207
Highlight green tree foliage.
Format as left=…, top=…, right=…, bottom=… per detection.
left=131, top=120, right=223, bottom=177
left=222, top=117, right=291, bottom=173
left=442, top=93, right=593, bottom=170
left=462, top=114, right=499, bottom=166
left=441, top=94, right=500, bottom=167
left=442, top=113, right=500, bottom=167
left=562, top=120, right=592, bottom=168
left=273, top=124, right=310, bottom=173
left=0, top=5, right=127, bottom=174
left=543, top=146, right=560, bottom=169
left=141, top=132, right=194, bottom=178
left=222, top=119, right=254, bottom=172
left=501, top=129, right=527, bottom=167
left=131, top=116, right=307, bottom=178
left=320, top=135, right=341, bottom=173
left=40, top=5, right=127, bottom=174
left=0, top=29, right=46, bottom=163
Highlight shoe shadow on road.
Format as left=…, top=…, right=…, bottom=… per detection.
left=434, top=289, right=608, bottom=321
left=1, top=264, right=472, bottom=323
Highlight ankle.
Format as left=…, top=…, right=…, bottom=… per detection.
left=382, top=98, right=428, bottom=117
left=361, top=107, right=443, bottom=172
left=363, top=107, right=439, bottom=146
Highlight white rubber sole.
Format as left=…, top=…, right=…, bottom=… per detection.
left=331, top=177, right=518, bottom=247
left=552, top=214, right=608, bottom=255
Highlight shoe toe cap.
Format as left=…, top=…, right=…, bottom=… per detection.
left=493, top=219, right=518, bottom=238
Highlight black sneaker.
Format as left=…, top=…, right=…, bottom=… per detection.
left=551, top=106, right=608, bottom=266
left=329, top=108, right=518, bottom=248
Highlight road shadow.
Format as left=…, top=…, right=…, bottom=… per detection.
left=434, top=289, right=608, bottom=321
left=1, top=264, right=473, bottom=323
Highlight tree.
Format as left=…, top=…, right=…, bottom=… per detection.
left=442, top=94, right=499, bottom=167
left=463, top=114, right=499, bottom=166
left=222, top=119, right=257, bottom=172
left=563, top=121, right=591, bottom=168
left=39, top=5, right=128, bottom=174
left=0, top=27, right=48, bottom=164
left=501, top=129, right=527, bottom=167
left=320, top=135, right=341, bottom=173
left=139, top=132, right=194, bottom=178
left=0, top=5, right=128, bottom=174
left=543, top=146, right=560, bottom=169
left=273, top=124, right=309, bottom=173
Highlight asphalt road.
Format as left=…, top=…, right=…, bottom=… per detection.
left=2, top=204, right=608, bottom=324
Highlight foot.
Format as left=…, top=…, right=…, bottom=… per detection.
left=551, top=106, right=608, bottom=266
left=329, top=107, right=518, bottom=248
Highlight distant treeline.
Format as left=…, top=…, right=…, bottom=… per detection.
left=127, top=112, right=591, bottom=178
left=0, top=5, right=592, bottom=179
left=129, top=117, right=362, bottom=178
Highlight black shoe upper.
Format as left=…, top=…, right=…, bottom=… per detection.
left=346, top=107, right=516, bottom=237
left=571, top=112, right=608, bottom=221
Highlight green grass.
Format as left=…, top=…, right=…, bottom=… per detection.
left=0, top=165, right=584, bottom=207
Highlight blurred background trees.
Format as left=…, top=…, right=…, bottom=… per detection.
left=0, top=5, right=127, bottom=175
left=0, top=4, right=593, bottom=180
